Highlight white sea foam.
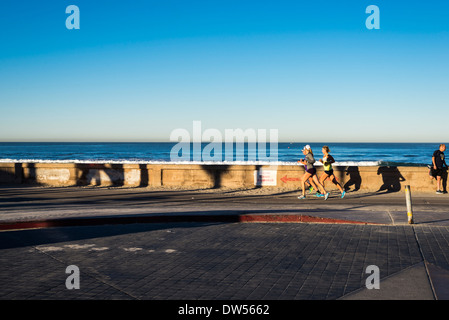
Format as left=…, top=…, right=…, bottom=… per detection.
left=0, top=158, right=382, bottom=166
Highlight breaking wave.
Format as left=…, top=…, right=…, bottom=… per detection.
left=0, top=158, right=384, bottom=166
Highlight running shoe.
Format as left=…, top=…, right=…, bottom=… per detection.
left=315, top=193, right=324, bottom=197
left=341, top=191, right=346, bottom=199
left=298, top=195, right=306, bottom=199
left=436, top=190, right=444, bottom=194
left=324, top=192, right=330, bottom=200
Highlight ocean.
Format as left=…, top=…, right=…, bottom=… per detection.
left=0, top=142, right=444, bottom=167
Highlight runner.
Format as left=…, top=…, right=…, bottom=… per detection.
left=297, top=145, right=329, bottom=200
left=297, top=161, right=320, bottom=195
left=319, top=146, right=346, bottom=198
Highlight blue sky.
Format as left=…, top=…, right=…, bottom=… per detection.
left=1, top=1, right=448, bottom=142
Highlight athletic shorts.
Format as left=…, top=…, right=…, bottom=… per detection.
left=306, top=168, right=316, bottom=175
left=434, top=168, right=446, bottom=177
left=324, top=169, right=334, bottom=176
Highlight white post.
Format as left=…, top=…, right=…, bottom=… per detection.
left=405, top=185, right=414, bottom=224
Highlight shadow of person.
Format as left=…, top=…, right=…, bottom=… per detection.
left=201, top=165, right=230, bottom=189
left=377, top=166, right=405, bottom=193
left=139, top=164, right=149, bottom=187
left=76, top=164, right=125, bottom=187
left=0, top=163, right=24, bottom=185
left=343, top=166, right=361, bottom=192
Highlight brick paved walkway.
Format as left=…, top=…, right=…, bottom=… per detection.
left=2, top=222, right=448, bottom=300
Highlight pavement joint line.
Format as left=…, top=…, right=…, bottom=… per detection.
left=32, top=245, right=141, bottom=300
left=411, top=226, right=438, bottom=300
left=337, top=261, right=429, bottom=300
left=386, top=209, right=396, bottom=225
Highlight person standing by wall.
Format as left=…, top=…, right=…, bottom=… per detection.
left=432, top=144, right=447, bottom=194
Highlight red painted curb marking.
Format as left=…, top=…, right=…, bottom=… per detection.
left=238, top=214, right=369, bottom=224
left=0, top=214, right=376, bottom=231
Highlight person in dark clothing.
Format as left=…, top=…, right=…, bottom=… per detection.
left=432, top=144, right=447, bottom=194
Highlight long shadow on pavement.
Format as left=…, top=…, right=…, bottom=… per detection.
left=0, top=221, right=220, bottom=250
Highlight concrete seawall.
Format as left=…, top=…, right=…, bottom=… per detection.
left=0, top=162, right=442, bottom=192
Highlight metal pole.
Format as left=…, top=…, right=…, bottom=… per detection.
left=405, top=185, right=414, bottom=224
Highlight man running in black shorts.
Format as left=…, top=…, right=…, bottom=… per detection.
left=432, top=144, right=447, bottom=194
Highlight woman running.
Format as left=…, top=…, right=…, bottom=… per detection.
left=319, top=145, right=345, bottom=198
left=298, top=145, right=329, bottom=200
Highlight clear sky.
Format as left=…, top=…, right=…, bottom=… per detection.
left=1, top=1, right=448, bottom=142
